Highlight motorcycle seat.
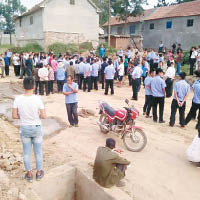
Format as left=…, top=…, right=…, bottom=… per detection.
left=102, top=103, right=115, bottom=117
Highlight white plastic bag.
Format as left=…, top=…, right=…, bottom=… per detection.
left=186, top=135, right=200, bottom=163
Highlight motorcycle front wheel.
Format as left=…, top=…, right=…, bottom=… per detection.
left=99, top=114, right=109, bottom=134
left=123, top=128, right=147, bottom=152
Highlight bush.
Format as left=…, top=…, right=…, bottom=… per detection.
left=48, top=43, right=79, bottom=55
left=182, top=50, right=190, bottom=65
left=79, top=42, right=93, bottom=51
left=10, top=42, right=43, bottom=54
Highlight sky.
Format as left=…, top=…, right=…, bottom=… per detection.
left=21, top=0, right=175, bottom=10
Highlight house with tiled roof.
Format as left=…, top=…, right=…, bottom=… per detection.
left=14, top=0, right=100, bottom=49
left=103, top=0, right=200, bottom=50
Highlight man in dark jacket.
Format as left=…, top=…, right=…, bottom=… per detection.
left=26, top=54, right=33, bottom=77
left=93, top=138, right=130, bottom=188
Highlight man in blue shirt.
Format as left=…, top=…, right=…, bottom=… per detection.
left=77, top=57, right=85, bottom=90
left=100, top=57, right=108, bottom=89
left=4, top=53, right=9, bottom=76
left=104, top=59, right=115, bottom=95
left=143, top=69, right=156, bottom=118
left=149, top=68, right=166, bottom=123
left=169, top=72, right=190, bottom=127
left=63, top=75, right=79, bottom=127
left=185, top=78, right=200, bottom=129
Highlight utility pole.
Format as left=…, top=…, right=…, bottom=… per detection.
left=108, top=0, right=111, bottom=47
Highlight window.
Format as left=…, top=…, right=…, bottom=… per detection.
left=70, top=0, right=75, bottom=5
left=117, top=26, right=123, bottom=35
left=30, top=16, right=33, bottom=25
left=166, top=21, right=172, bottom=29
left=149, top=23, right=154, bottom=30
left=20, top=19, right=22, bottom=27
left=187, top=19, right=194, bottom=27
left=130, top=25, right=136, bottom=35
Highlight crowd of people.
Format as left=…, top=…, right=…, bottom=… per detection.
left=8, top=42, right=200, bottom=186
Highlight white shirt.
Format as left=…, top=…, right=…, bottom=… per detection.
left=118, top=63, right=124, bottom=76
left=165, top=67, right=176, bottom=79
left=13, top=56, right=20, bottom=65
left=13, top=95, right=44, bottom=126
left=132, top=66, right=143, bottom=79
left=191, top=51, right=198, bottom=59
left=38, top=67, right=49, bottom=81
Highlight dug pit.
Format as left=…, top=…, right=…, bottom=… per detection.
left=28, top=163, right=131, bottom=200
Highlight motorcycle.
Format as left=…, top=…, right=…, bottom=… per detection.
left=98, top=99, right=147, bottom=152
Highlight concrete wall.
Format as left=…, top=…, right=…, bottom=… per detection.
left=15, top=9, right=45, bottom=47
left=0, top=34, right=17, bottom=46
left=43, top=0, right=99, bottom=48
left=142, top=16, right=200, bottom=50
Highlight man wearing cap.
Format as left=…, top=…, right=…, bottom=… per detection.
left=93, top=138, right=130, bottom=188
left=149, top=68, right=166, bottom=123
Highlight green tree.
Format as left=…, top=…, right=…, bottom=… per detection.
left=175, top=0, right=195, bottom=3
left=0, top=0, right=26, bottom=44
left=156, top=0, right=169, bottom=7
left=112, top=0, right=146, bottom=34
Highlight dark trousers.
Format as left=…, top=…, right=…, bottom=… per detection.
left=83, top=76, right=91, bottom=92
left=128, top=75, right=132, bottom=86
left=20, top=66, right=26, bottom=78
left=48, top=80, right=54, bottom=93
left=170, top=99, right=186, bottom=127
left=5, top=65, right=9, bottom=76
left=105, top=79, right=114, bottom=95
left=26, top=67, right=32, bottom=77
left=152, top=97, right=165, bottom=122
left=91, top=76, right=98, bottom=90
left=66, top=103, right=78, bottom=126
left=100, top=72, right=105, bottom=89
left=79, top=74, right=84, bottom=89
left=143, top=95, right=153, bottom=116
left=39, top=81, right=48, bottom=95
left=57, top=80, right=64, bottom=92
left=132, top=78, right=141, bottom=100
left=165, top=78, right=173, bottom=98
left=185, top=102, right=200, bottom=127
left=190, top=58, right=196, bottom=75
left=35, top=81, right=40, bottom=95
left=14, top=65, right=20, bottom=76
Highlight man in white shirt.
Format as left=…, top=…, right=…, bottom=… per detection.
left=12, top=77, right=46, bottom=183
left=190, top=47, right=197, bottom=75
left=117, top=58, right=124, bottom=88
left=118, top=47, right=124, bottom=59
left=38, top=64, right=49, bottom=96
left=165, top=61, right=176, bottom=98
left=83, top=58, right=92, bottom=92
left=131, top=63, right=143, bottom=100
left=13, top=53, right=21, bottom=76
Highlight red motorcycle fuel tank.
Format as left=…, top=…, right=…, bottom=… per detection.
left=114, top=110, right=127, bottom=121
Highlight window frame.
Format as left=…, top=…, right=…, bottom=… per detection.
left=149, top=23, right=154, bottom=30
left=130, top=25, right=136, bottom=35
left=187, top=19, right=194, bottom=27
left=117, top=26, right=123, bottom=35
left=166, top=21, right=172, bottom=29
left=70, top=0, right=75, bottom=5
left=30, top=16, right=33, bottom=25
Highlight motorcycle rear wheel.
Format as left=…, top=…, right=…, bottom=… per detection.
left=99, top=114, right=109, bottom=134
left=123, top=128, right=147, bottom=152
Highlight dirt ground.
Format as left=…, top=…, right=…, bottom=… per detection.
left=0, top=69, right=200, bottom=200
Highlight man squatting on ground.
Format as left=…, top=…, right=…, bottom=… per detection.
left=12, top=77, right=46, bottom=183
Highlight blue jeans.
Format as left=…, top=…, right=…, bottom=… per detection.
left=20, top=125, right=43, bottom=171
left=176, top=63, right=181, bottom=75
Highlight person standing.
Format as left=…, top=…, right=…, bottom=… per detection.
left=38, top=64, right=49, bottom=96
left=175, top=49, right=183, bottom=75
left=77, top=57, right=85, bottom=90
left=66, top=61, right=76, bottom=81
left=189, top=47, right=197, bottom=75
left=158, top=41, right=164, bottom=53
left=34, top=64, right=41, bottom=95
left=4, top=52, right=9, bottom=76
left=118, top=47, right=124, bottom=59
left=6, top=49, right=12, bottom=65
left=169, top=72, right=190, bottom=127
left=149, top=68, right=166, bottom=123
left=0, top=54, right=5, bottom=78
left=127, top=62, right=134, bottom=86
left=99, top=44, right=106, bottom=58
left=165, top=61, right=176, bottom=98
left=12, top=77, right=46, bottom=183
left=100, top=57, right=108, bottom=89
left=91, top=59, right=100, bottom=90
left=104, top=59, right=115, bottom=95
left=13, top=53, right=21, bottom=76
left=63, top=75, right=79, bottom=127
left=143, top=69, right=156, bottom=118
left=48, top=64, right=55, bottom=94
left=83, top=58, right=92, bottom=92
left=51, top=55, right=58, bottom=80
left=26, top=54, right=33, bottom=77
left=131, top=64, right=143, bottom=101
left=117, top=58, right=124, bottom=88
left=56, top=62, right=65, bottom=93
left=185, top=78, right=200, bottom=129
left=19, top=52, right=27, bottom=79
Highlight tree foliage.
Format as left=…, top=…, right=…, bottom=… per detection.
left=0, top=0, right=26, bottom=33
left=156, top=0, right=195, bottom=7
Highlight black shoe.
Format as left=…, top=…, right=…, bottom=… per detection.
left=159, top=120, right=165, bottom=124
left=153, top=120, right=157, bottom=123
